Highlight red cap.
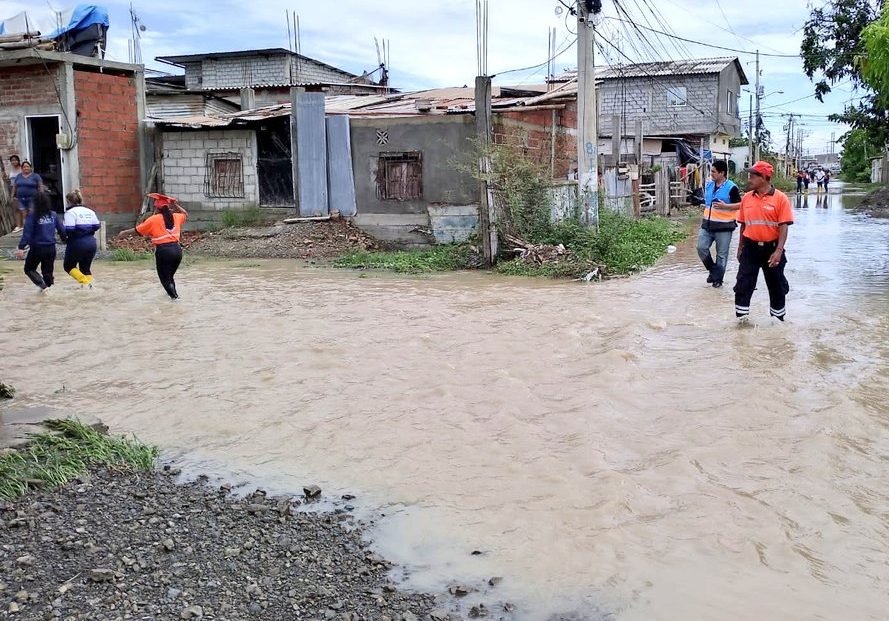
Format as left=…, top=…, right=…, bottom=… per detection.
left=747, top=161, right=774, bottom=178
left=147, top=192, right=177, bottom=208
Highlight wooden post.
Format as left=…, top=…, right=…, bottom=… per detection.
left=612, top=114, right=621, bottom=165
left=475, top=75, right=497, bottom=265
left=631, top=164, right=641, bottom=218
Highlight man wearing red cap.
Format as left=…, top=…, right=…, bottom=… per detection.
left=733, top=161, right=794, bottom=322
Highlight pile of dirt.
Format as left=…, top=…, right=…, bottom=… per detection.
left=854, top=185, right=889, bottom=217
left=186, top=219, right=379, bottom=259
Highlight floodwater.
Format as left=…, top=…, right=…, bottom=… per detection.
left=2, top=186, right=888, bottom=620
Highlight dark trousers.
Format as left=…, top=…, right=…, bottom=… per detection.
left=23, top=244, right=56, bottom=289
left=734, top=240, right=789, bottom=319
left=155, top=242, right=183, bottom=299
left=63, top=237, right=97, bottom=275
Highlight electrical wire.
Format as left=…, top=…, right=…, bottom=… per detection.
left=493, top=36, right=577, bottom=76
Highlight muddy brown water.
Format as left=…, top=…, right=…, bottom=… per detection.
left=2, top=187, right=888, bottom=620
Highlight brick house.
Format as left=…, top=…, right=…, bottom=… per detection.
left=0, top=48, right=145, bottom=227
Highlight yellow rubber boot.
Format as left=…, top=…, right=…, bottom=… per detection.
left=84, top=275, right=93, bottom=288
left=68, top=268, right=88, bottom=284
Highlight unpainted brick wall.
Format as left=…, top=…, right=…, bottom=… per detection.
left=74, top=69, right=141, bottom=215
left=0, top=65, right=63, bottom=159
left=494, top=102, right=577, bottom=179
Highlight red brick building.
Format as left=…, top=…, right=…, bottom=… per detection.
left=0, top=49, right=145, bottom=227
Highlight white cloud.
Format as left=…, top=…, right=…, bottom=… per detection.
left=0, top=0, right=860, bottom=152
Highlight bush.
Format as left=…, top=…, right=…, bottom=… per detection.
left=220, top=206, right=266, bottom=228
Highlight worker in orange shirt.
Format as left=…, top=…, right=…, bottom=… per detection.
left=733, top=161, right=794, bottom=322
left=117, top=193, right=188, bottom=299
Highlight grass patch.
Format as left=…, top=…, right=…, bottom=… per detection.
left=496, top=211, right=686, bottom=278
left=334, top=245, right=472, bottom=274
left=0, top=418, right=158, bottom=500
left=220, top=206, right=267, bottom=228
left=111, top=248, right=151, bottom=262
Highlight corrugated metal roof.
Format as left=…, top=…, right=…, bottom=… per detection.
left=554, top=56, right=748, bottom=84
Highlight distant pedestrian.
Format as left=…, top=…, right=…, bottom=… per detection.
left=11, top=160, right=43, bottom=233
left=15, top=191, right=66, bottom=291
left=7, top=154, right=22, bottom=182
left=815, top=168, right=826, bottom=193
left=734, top=161, right=794, bottom=322
left=696, top=160, right=741, bottom=288
left=823, top=169, right=831, bottom=193
left=117, top=193, right=188, bottom=300
left=63, top=189, right=101, bottom=287
left=795, top=170, right=806, bottom=194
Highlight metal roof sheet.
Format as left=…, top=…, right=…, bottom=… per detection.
left=554, top=56, right=748, bottom=84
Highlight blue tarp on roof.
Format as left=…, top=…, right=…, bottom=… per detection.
left=45, top=5, right=109, bottom=40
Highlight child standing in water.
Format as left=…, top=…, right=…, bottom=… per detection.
left=16, top=192, right=66, bottom=291
left=117, top=193, right=188, bottom=299
left=63, top=189, right=101, bottom=287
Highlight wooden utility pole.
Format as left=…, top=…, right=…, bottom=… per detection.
left=753, top=49, right=761, bottom=162
left=576, top=1, right=599, bottom=228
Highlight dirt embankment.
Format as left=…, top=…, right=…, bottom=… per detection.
left=852, top=185, right=889, bottom=218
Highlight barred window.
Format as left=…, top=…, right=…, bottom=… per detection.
left=376, top=152, right=422, bottom=201
left=666, top=86, right=687, bottom=107
left=205, top=152, right=245, bottom=198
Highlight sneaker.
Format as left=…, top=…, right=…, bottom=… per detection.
left=706, top=273, right=714, bottom=284
left=712, top=281, right=723, bottom=288
left=737, top=315, right=750, bottom=325
left=12, top=226, right=22, bottom=233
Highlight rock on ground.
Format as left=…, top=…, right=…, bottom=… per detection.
left=853, top=185, right=889, bottom=218
left=0, top=467, right=440, bottom=621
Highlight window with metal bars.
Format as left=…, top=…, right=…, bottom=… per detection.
left=376, top=151, right=422, bottom=201
left=205, top=152, right=245, bottom=198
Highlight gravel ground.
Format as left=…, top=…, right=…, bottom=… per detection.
left=0, top=467, right=500, bottom=621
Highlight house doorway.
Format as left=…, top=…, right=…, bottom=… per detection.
left=256, top=117, right=294, bottom=207
left=27, top=116, right=64, bottom=213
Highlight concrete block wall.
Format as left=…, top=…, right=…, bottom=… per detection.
left=160, top=129, right=259, bottom=210
left=597, top=75, right=718, bottom=136
left=291, top=57, right=354, bottom=85
left=200, top=57, right=289, bottom=90
left=0, top=64, right=63, bottom=161
left=74, top=69, right=141, bottom=215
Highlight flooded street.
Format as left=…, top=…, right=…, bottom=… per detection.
left=2, top=187, right=888, bottom=620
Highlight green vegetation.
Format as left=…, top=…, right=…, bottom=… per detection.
left=495, top=210, right=685, bottom=278
left=0, top=382, right=14, bottom=399
left=220, top=206, right=268, bottom=228
left=0, top=418, right=158, bottom=499
left=860, top=1, right=889, bottom=102
left=111, top=248, right=151, bottom=262
left=335, top=245, right=472, bottom=274
left=839, top=128, right=884, bottom=182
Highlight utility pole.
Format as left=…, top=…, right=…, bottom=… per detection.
left=753, top=49, right=761, bottom=162
left=784, top=114, right=797, bottom=175
left=747, top=93, right=753, bottom=168
left=577, top=1, right=599, bottom=228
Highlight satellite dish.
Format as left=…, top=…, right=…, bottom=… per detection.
left=139, top=24, right=147, bottom=31
left=555, top=5, right=563, bottom=15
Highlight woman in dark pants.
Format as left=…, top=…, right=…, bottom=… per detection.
left=117, top=193, right=188, bottom=299
left=15, top=192, right=66, bottom=291
left=63, top=189, right=101, bottom=287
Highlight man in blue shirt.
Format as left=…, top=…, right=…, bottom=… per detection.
left=696, top=160, right=742, bottom=288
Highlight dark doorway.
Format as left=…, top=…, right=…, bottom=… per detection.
left=27, top=116, right=64, bottom=213
left=256, top=117, right=294, bottom=207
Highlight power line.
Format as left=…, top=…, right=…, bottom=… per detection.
left=493, top=36, right=576, bottom=76
left=601, top=17, right=801, bottom=57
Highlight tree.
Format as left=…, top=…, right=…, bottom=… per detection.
left=838, top=128, right=882, bottom=181
left=861, top=2, right=889, bottom=99
left=801, top=0, right=889, bottom=145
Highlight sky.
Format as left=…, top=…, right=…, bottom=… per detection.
left=0, top=0, right=865, bottom=156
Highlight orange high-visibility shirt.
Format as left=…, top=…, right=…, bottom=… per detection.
left=136, top=212, right=186, bottom=246
left=737, top=188, right=793, bottom=242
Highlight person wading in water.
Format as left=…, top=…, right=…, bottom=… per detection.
left=695, top=160, right=741, bottom=288
left=117, top=193, right=188, bottom=299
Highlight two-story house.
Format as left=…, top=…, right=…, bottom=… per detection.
left=151, top=48, right=386, bottom=113
left=554, top=56, right=748, bottom=161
